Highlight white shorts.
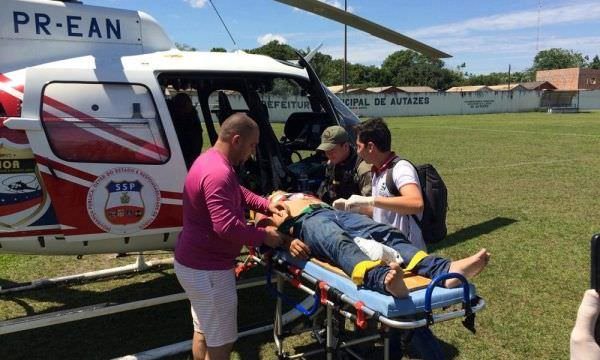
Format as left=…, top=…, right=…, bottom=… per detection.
left=174, top=260, right=238, bottom=347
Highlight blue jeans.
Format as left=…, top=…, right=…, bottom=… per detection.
left=293, top=209, right=450, bottom=295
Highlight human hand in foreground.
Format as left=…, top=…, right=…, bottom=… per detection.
left=263, top=226, right=285, bottom=248
left=332, top=198, right=347, bottom=210
left=571, top=289, right=600, bottom=360
left=344, top=195, right=374, bottom=212
left=268, top=200, right=288, bottom=217
left=286, top=239, right=311, bottom=260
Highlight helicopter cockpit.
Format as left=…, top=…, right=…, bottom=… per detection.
left=158, top=67, right=359, bottom=196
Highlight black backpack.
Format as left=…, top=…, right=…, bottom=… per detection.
left=386, top=158, right=448, bottom=243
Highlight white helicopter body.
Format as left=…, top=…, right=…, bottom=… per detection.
left=0, top=0, right=448, bottom=255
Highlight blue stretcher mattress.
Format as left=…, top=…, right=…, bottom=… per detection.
left=275, top=251, right=477, bottom=318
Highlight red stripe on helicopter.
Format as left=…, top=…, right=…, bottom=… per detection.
left=0, top=119, right=29, bottom=145
left=31, top=169, right=181, bottom=235
left=42, top=111, right=162, bottom=164
left=35, top=155, right=98, bottom=182
left=0, top=72, right=168, bottom=158
left=0, top=73, right=14, bottom=84
left=0, top=196, right=43, bottom=216
left=41, top=96, right=169, bottom=157
left=1, top=73, right=170, bottom=163
left=0, top=73, right=24, bottom=96
left=34, top=155, right=182, bottom=201
left=160, top=190, right=183, bottom=200
left=0, top=73, right=29, bottom=145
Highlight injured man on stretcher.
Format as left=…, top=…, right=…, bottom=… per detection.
left=255, top=192, right=490, bottom=299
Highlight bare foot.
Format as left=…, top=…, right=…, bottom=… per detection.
left=445, top=249, right=491, bottom=288
left=384, top=262, right=409, bottom=298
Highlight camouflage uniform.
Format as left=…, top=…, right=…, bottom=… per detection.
left=317, top=148, right=371, bottom=204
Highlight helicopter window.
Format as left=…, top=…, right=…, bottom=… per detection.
left=256, top=78, right=316, bottom=123
left=208, top=90, right=249, bottom=124
left=324, top=86, right=361, bottom=129
left=41, top=82, right=170, bottom=164
left=155, top=72, right=330, bottom=194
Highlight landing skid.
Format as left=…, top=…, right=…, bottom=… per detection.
left=0, top=275, right=272, bottom=335
left=0, top=253, right=173, bottom=294
left=111, top=295, right=318, bottom=360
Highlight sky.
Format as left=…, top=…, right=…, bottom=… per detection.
left=84, top=0, right=600, bottom=75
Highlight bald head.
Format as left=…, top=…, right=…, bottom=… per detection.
left=219, top=113, right=259, bottom=141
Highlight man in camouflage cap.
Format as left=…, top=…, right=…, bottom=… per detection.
left=316, top=125, right=371, bottom=204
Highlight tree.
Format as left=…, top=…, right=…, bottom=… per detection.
left=461, top=71, right=533, bottom=86
left=380, top=50, right=461, bottom=89
left=346, top=63, right=383, bottom=87
left=210, top=47, right=227, bottom=52
left=174, top=42, right=197, bottom=51
left=590, top=55, right=600, bottom=70
left=240, top=44, right=466, bottom=88
left=310, top=53, right=341, bottom=86
left=246, top=40, right=298, bottom=60
left=531, top=48, right=587, bottom=71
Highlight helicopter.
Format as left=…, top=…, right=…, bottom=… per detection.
left=0, top=0, right=450, bottom=256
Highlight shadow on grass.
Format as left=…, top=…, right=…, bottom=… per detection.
left=282, top=328, right=462, bottom=360
left=0, top=268, right=182, bottom=317
left=432, top=216, right=518, bottom=250
left=0, top=278, right=20, bottom=289
left=0, top=262, right=175, bottom=289
left=0, top=272, right=277, bottom=360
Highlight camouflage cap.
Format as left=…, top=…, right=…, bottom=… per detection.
left=317, top=125, right=349, bottom=151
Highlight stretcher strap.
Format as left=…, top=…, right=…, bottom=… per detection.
left=234, top=247, right=258, bottom=279
left=265, top=259, right=320, bottom=317
left=353, top=301, right=367, bottom=330
left=318, top=281, right=328, bottom=305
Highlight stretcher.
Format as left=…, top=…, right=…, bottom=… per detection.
left=252, top=249, right=486, bottom=360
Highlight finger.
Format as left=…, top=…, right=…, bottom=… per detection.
left=575, top=290, right=600, bottom=333
left=292, top=248, right=303, bottom=258
left=300, top=246, right=310, bottom=258
left=295, top=245, right=306, bottom=256
left=301, top=243, right=311, bottom=254
left=294, top=247, right=307, bottom=259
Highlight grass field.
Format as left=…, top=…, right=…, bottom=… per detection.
left=1, top=111, right=600, bottom=359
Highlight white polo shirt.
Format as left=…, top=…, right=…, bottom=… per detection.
left=372, top=159, right=426, bottom=251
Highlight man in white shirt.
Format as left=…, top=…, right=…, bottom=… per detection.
left=332, top=117, right=434, bottom=358
left=333, top=118, right=426, bottom=251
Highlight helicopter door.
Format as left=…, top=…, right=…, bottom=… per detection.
left=6, top=67, right=186, bottom=241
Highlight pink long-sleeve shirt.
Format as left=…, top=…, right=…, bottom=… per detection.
left=174, top=148, right=270, bottom=270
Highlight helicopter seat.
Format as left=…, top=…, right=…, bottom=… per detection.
left=169, top=93, right=203, bottom=168
left=282, top=112, right=332, bottom=152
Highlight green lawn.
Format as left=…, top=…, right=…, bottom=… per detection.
left=1, top=111, right=600, bottom=359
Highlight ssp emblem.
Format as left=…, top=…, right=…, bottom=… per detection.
left=105, top=180, right=144, bottom=225
left=87, top=167, right=161, bottom=234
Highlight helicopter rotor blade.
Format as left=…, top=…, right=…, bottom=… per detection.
left=274, top=0, right=451, bottom=59
left=304, top=42, right=323, bottom=63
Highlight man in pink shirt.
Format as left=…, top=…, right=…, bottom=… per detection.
left=175, top=113, right=289, bottom=360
